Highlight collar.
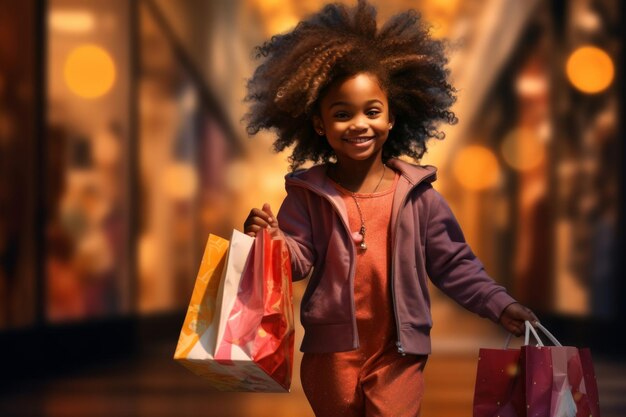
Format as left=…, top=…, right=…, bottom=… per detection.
left=285, top=158, right=437, bottom=190
left=283, top=158, right=438, bottom=253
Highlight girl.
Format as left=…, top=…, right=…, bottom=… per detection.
left=243, top=1, right=538, bottom=416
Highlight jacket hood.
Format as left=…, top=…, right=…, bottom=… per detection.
left=285, top=158, right=437, bottom=189
left=284, top=159, right=438, bottom=247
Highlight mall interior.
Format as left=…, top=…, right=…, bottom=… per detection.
left=0, top=0, right=624, bottom=416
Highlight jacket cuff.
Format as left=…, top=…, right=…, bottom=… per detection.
left=483, top=291, right=518, bottom=323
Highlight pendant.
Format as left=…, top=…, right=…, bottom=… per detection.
left=357, top=225, right=367, bottom=250
left=351, top=232, right=367, bottom=250
left=351, top=231, right=364, bottom=244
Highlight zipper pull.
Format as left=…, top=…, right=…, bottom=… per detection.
left=396, top=341, right=406, bottom=356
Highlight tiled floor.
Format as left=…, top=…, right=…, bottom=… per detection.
left=1, top=342, right=624, bottom=417
left=2, top=299, right=625, bottom=416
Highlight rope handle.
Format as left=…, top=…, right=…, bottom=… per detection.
left=503, top=321, right=562, bottom=348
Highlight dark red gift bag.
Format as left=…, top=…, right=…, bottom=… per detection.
left=473, top=346, right=523, bottom=416
left=473, top=322, right=601, bottom=417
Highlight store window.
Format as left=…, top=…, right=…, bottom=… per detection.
left=45, top=0, right=132, bottom=322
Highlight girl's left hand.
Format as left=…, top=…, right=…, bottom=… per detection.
left=499, top=302, right=539, bottom=336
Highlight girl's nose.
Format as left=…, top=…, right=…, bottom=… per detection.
left=349, top=118, right=368, bottom=131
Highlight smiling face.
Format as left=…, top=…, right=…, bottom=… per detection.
left=314, top=72, right=393, bottom=164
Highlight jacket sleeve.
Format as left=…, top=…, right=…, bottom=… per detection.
left=424, top=189, right=516, bottom=322
left=276, top=184, right=315, bottom=281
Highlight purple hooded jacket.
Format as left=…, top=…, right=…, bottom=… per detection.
left=276, top=158, right=517, bottom=355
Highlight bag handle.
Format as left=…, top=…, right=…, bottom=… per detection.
left=503, top=321, right=562, bottom=348
left=533, top=321, right=562, bottom=346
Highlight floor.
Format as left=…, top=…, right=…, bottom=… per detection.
left=1, top=298, right=625, bottom=417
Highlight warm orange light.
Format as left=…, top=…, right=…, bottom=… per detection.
left=453, top=145, right=500, bottom=191
left=251, top=0, right=298, bottom=35
left=93, top=129, right=120, bottom=166
left=500, top=128, right=546, bottom=172
left=424, top=0, right=461, bottom=38
left=268, top=15, right=299, bottom=35
left=163, top=162, right=198, bottom=200
left=50, top=10, right=95, bottom=33
left=430, top=0, right=461, bottom=14
left=64, top=44, right=116, bottom=99
left=566, top=46, right=614, bottom=94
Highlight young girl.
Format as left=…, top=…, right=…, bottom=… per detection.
left=243, top=1, right=538, bottom=416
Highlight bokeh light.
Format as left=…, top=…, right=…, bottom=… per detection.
left=163, top=162, right=198, bottom=201
left=500, top=128, right=546, bottom=172
left=422, top=0, right=461, bottom=38
left=566, top=46, right=614, bottom=94
left=250, top=0, right=299, bottom=35
left=63, top=44, right=116, bottom=99
left=49, top=10, right=95, bottom=33
left=453, top=145, right=500, bottom=191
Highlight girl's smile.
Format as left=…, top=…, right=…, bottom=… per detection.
left=342, top=136, right=374, bottom=144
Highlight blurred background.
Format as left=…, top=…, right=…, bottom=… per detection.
left=0, top=0, right=623, bottom=416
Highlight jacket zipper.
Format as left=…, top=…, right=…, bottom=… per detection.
left=390, top=171, right=437, bottom=355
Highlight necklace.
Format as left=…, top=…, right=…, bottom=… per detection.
left=332, top=164, right=386, bottom=251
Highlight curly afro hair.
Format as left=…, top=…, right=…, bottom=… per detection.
left=244, top=0, right=457, bottom=170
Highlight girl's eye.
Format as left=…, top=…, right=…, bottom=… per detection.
left=333, top=112, right=350, bottom=119
left=367, top=109, right=381, bottom=117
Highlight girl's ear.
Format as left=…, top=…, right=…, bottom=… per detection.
left=312, top=115, right=325, bottom=136
left=388, top=113, right=396, bottom=130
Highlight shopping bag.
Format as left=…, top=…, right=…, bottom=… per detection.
left=173, top=229, right=294, bottom=392
left=548, top=344, right=601, bottom=417
left=473, top=321, right=601, bottom=417
left=173, top=230, right=254, bottom=390
left=472, top=344, right=525, bottom=416
left=214, top=228, right=295, bottom=392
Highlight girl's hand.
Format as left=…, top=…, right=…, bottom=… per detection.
left=243, top=203, right=279, bottom=237
left=499, top=302, right=539, bottom=336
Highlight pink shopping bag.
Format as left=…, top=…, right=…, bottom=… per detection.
left=214, top=228, right=295, bottom=392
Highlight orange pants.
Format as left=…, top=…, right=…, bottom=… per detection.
left=301, top=345, right=428, bottom=417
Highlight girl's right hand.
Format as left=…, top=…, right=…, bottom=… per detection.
left=243, top=203, right=279, bottom=237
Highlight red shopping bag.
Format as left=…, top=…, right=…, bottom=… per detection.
left=473, top=322, right=601, bottom=417
left=473, top=346, right=524, bottom=416
left=214, top=228, right=295, bottom=392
